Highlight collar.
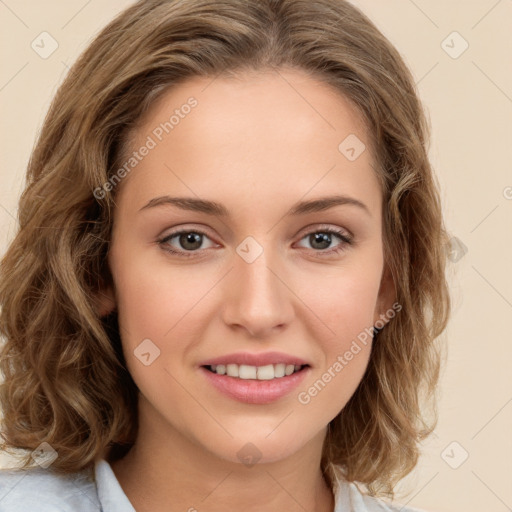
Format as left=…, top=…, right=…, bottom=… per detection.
left=94, top=459, right=136, bottom=512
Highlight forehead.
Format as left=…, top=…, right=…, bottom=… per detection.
left=136, top=68, right=371, bottom=153
left=116, top=68, right=381, bottom=217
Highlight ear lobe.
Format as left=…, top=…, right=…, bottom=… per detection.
left=94, top=285, right=116, bottom=318
left=373, top=263, right=397, bottom=328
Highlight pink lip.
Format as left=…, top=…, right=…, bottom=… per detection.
left=199, top=366, right=311, bottom=404
left=199, top=351, right=310, bottom=367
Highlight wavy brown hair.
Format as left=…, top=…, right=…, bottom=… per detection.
left=0, top=0, right=451, bottom=500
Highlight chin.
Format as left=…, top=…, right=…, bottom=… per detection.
left=202, top=431, right=312, bottom=467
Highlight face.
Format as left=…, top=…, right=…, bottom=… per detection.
left=101, top=68, right=395, bottom=466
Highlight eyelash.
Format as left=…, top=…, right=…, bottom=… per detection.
left=157, top=225, right=353, bottom=259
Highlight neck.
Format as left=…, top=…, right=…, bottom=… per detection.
left=109, top=400, right=335, bottom=512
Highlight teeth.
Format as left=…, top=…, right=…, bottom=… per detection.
left=274, top=363, right=285, bottom=378
left=239, top=364, right=257, bottom=379
left=254, top=364, right=273, bottom=380
left=226, top=364, right=239, bottom=377
left=209, top=363, right=305, bottom=380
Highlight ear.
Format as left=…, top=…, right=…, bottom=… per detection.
left=373, top=262, right=397, bottom=328
left=94, top=284, right=117, bottom=318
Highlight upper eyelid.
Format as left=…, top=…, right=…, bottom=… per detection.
left=296, top=223, right=352, bottom=239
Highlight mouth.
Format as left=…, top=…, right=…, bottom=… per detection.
left=199, top=362, right=311, bottom=404
left=202, top=363, right=309, bottom=380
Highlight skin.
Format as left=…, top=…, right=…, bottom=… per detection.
left=99, top=67, right=395, bottom=512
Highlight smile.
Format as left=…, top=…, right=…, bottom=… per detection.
left=205, top=363, right=308, bottom=380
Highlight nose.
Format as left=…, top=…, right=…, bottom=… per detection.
left=221, top=245, right=294, bottom=338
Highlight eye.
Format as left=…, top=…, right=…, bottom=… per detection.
left=157, top=225, right=353, bottom=258
left=295, top=226, right=353, bottom=256
left=158, top=229, right=217, bottom=258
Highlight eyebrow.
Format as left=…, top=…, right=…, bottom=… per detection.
left=139, top=194, right=371, bottom=217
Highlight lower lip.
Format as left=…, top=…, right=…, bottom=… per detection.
left=199, top=366, right=310, bottom=404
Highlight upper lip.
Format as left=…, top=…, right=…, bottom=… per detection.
left=199, top=351, right=310, bottom=367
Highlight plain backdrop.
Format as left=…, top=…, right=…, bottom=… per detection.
left=0, top=1, right=511, bottom=511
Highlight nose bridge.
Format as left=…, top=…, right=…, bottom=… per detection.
left=222, top=236, right=293, bottom=336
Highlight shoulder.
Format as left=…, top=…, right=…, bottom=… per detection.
left=334, top=477, right=431, bottom=512
left=0, top=464, right=100, bottom=511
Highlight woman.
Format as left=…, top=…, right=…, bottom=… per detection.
left=0, top=1, right=451, bottom=510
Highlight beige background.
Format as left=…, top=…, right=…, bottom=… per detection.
left=0, top=1, right=511, bottom=511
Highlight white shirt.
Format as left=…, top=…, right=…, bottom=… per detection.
left=0, top=459, right=428, bottom=511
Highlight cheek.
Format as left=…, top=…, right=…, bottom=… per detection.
left=110, top=249, right=221, bottom=396
left=296, top=342, right=372, bottom=428
left=291, top=260, right=381, bottom=413
left=111, top=257, right=212, bottom=409
left=296, top=259, right=382, bottom=345
left=293, top=271, right=379, bottom=421
left=112, top=243, right=213, bottom=341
